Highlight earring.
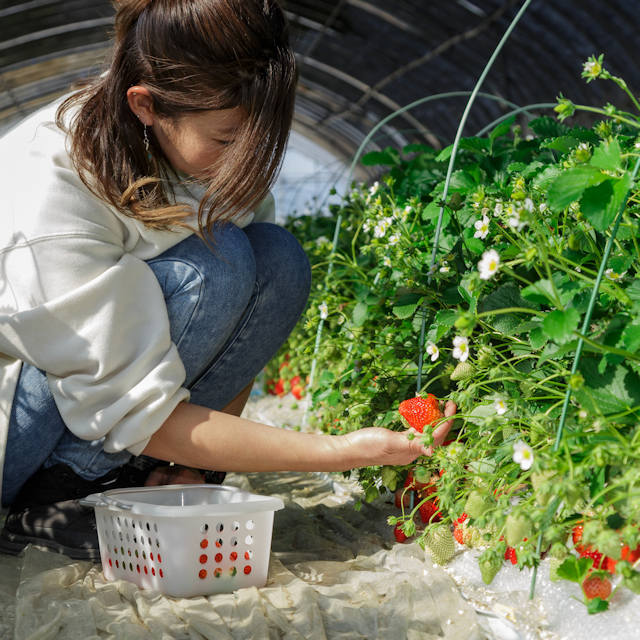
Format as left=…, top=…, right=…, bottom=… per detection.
left=143, top=124, right=152, bottom=161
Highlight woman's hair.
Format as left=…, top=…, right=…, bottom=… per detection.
left=56, top=0, right=297, bottom=232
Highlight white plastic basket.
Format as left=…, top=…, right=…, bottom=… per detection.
left=80, top=484, right=284, bottom=598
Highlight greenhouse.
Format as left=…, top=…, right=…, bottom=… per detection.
left=1, top=1, right=640, bottom=638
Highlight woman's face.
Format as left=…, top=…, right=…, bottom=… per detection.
left=152, top=107, right=245, bottom=177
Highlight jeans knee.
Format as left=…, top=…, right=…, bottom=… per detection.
left=205, top=223, right=257, bottom=303
left=244, top=223, right=311, bottom=312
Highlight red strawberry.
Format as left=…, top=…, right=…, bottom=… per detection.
left=453, top=526, right=465, bottom=545
left=580, top=547, right=604, bottom=570
left=572, top=524, right=585, bottom=553
left=602, top=556, right=617, bottom=574
left=418, top=498, right=441, bottom=524
left=274, top=378, right=286, bottom=396
left=622, top=544, right=640, bottom=564
left=290, top=375, right=304, bottom=400
left=582, top=574, right=612, bottom=600
left=393, top=525, right=408, bottom=543
left=398, top=394, right=443, bottom=433
left=504, top=546, right=518, bottom=565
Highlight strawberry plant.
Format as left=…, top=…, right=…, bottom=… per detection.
left=268, top=56, right=640, bottom=612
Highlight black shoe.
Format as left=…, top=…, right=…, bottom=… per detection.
left=0, top=463, right=145, bottom=561
left=125, top=454, right=227, bottom=485
left=203, top=470, right=227, bottom=484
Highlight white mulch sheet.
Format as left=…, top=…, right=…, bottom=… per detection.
left=0, top=391, right=638, bottom=639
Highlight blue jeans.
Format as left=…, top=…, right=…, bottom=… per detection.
left=1, top=222, right=310, bottom=506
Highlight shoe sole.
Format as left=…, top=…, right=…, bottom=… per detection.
left=0, top=528, right=100, bottom=562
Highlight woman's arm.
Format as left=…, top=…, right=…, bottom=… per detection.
left=141, top=400, right=457, bottom=473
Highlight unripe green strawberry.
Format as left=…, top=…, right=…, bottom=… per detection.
left=478, top=549, right=502, bottom=585
left=548, top=556, right=564, bottom=582
left=464, top=490, right=490, bottom=519
left=549, top=542, right=569, bottom=560
left=465, top=525, right=484, bottom=548
left=505, top=513, right=532, bottom=547
left=476, top=345, right=493, bottom=368
left=424, top=525, right=456, bottom=565
left=450, top=361, right=474, bottom=381
left=531, top=470, right=556, bottom=506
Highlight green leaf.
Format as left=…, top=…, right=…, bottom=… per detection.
left=541, top=135, right=580, bottom=153
left=449, top=169, right=478, bottom=192
left=528, top=116, right=569, bottom=138
left=626, top=280, right=640, bottom=302
left=435, top=309, right=457, bottom=329
left=547, top=166, right=606, bottom=210
left=529, top=326, right=548, bottom=350
left=361, top=148, right=400, bottom=166
left=381, top=466, right=399, bottom=491
left=352, top=302, right=368, bottom=326
left=531, top=166, right=562, bottom=191
left=581, top=172, right=632, bottom=231
left=622, top=323, right=640, bottom=353
left=543, top=308, right=580, bottom=344
left=522, top=279, right=556, bottom=305
left=589, top=467, right=606, bottom=503
left=506, top=161, right=527, bottom=174
left=590, top=138, right=622, bottom=171
left=580, top=180, right=614, bottom=229
left=466, top=403, right=498, bottom=426
left=435, top=140, right=488, bottom=162
left=489, top=116, right=515, bottom=144
left=556, top=555, right=593, bottom=583
left=422, top=201, right=451, bottom=227
left=586, top=598, right=609, bottom=615
left=521, top=274, right=581, bottom=307
left=576, top=359, right=640, bottom=416
left=393, top=302, right=420, bottom=319
left=479, top=283, right=538, bottom=313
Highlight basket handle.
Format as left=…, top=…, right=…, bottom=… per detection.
left=79, top=493, right=133, bottom=510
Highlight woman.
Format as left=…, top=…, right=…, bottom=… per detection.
left=0, top=0, right=456, bottom=561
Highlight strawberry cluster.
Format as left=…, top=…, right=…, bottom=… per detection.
left=266, top=358, right=307, bottom=400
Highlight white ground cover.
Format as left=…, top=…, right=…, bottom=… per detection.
left=0, top=391, right=638, bottom=639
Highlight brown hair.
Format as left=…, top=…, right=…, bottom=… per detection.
left=56, top=0, right=297, bottom=232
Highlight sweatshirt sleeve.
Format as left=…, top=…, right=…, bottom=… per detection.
left=0, top=236, right=190, bottom=455
left=252, top=192, right=276, bottom=224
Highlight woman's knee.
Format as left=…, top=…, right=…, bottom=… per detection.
left=150, top=225, right=257, bottom=308
left=244, top=222, right=311, bottom=308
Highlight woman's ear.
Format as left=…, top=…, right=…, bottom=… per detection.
left=126, top=86, right=155, bottom=126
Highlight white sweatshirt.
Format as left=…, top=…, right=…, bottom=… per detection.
left=0, top=95, right=275, bottom=499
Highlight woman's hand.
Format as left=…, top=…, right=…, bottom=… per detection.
left=341, top=400, right=457, bottom=468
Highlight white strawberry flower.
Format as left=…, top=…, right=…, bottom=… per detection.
left=513, top=440, right=534, bottom=471
left=494, top=201, right=503, bottom=217
left=494, top=398, right=508, bottom=415
left=369, top=181, right=379, bottom=196
left=383, top=256, right=392, bottom=267
left=605, top=268, right=626, bottom=281
left=523, top=198, right=534, bottom=213
left=389, top=233, right=400, bottom=245
left=426, top=342, right=440, bottom=362
left=373, top=217, right=393, bottom=238
left=452, top=336, right=470, bottom=362
left=508, top=207, right=526, bottom=231
left=478, top=249, right=500, bottom=280
left=318, top=301, right=329, bottom=319
left=474, top=215, right=490, bottom=239
left=439, top=264, right=451, bottom=274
